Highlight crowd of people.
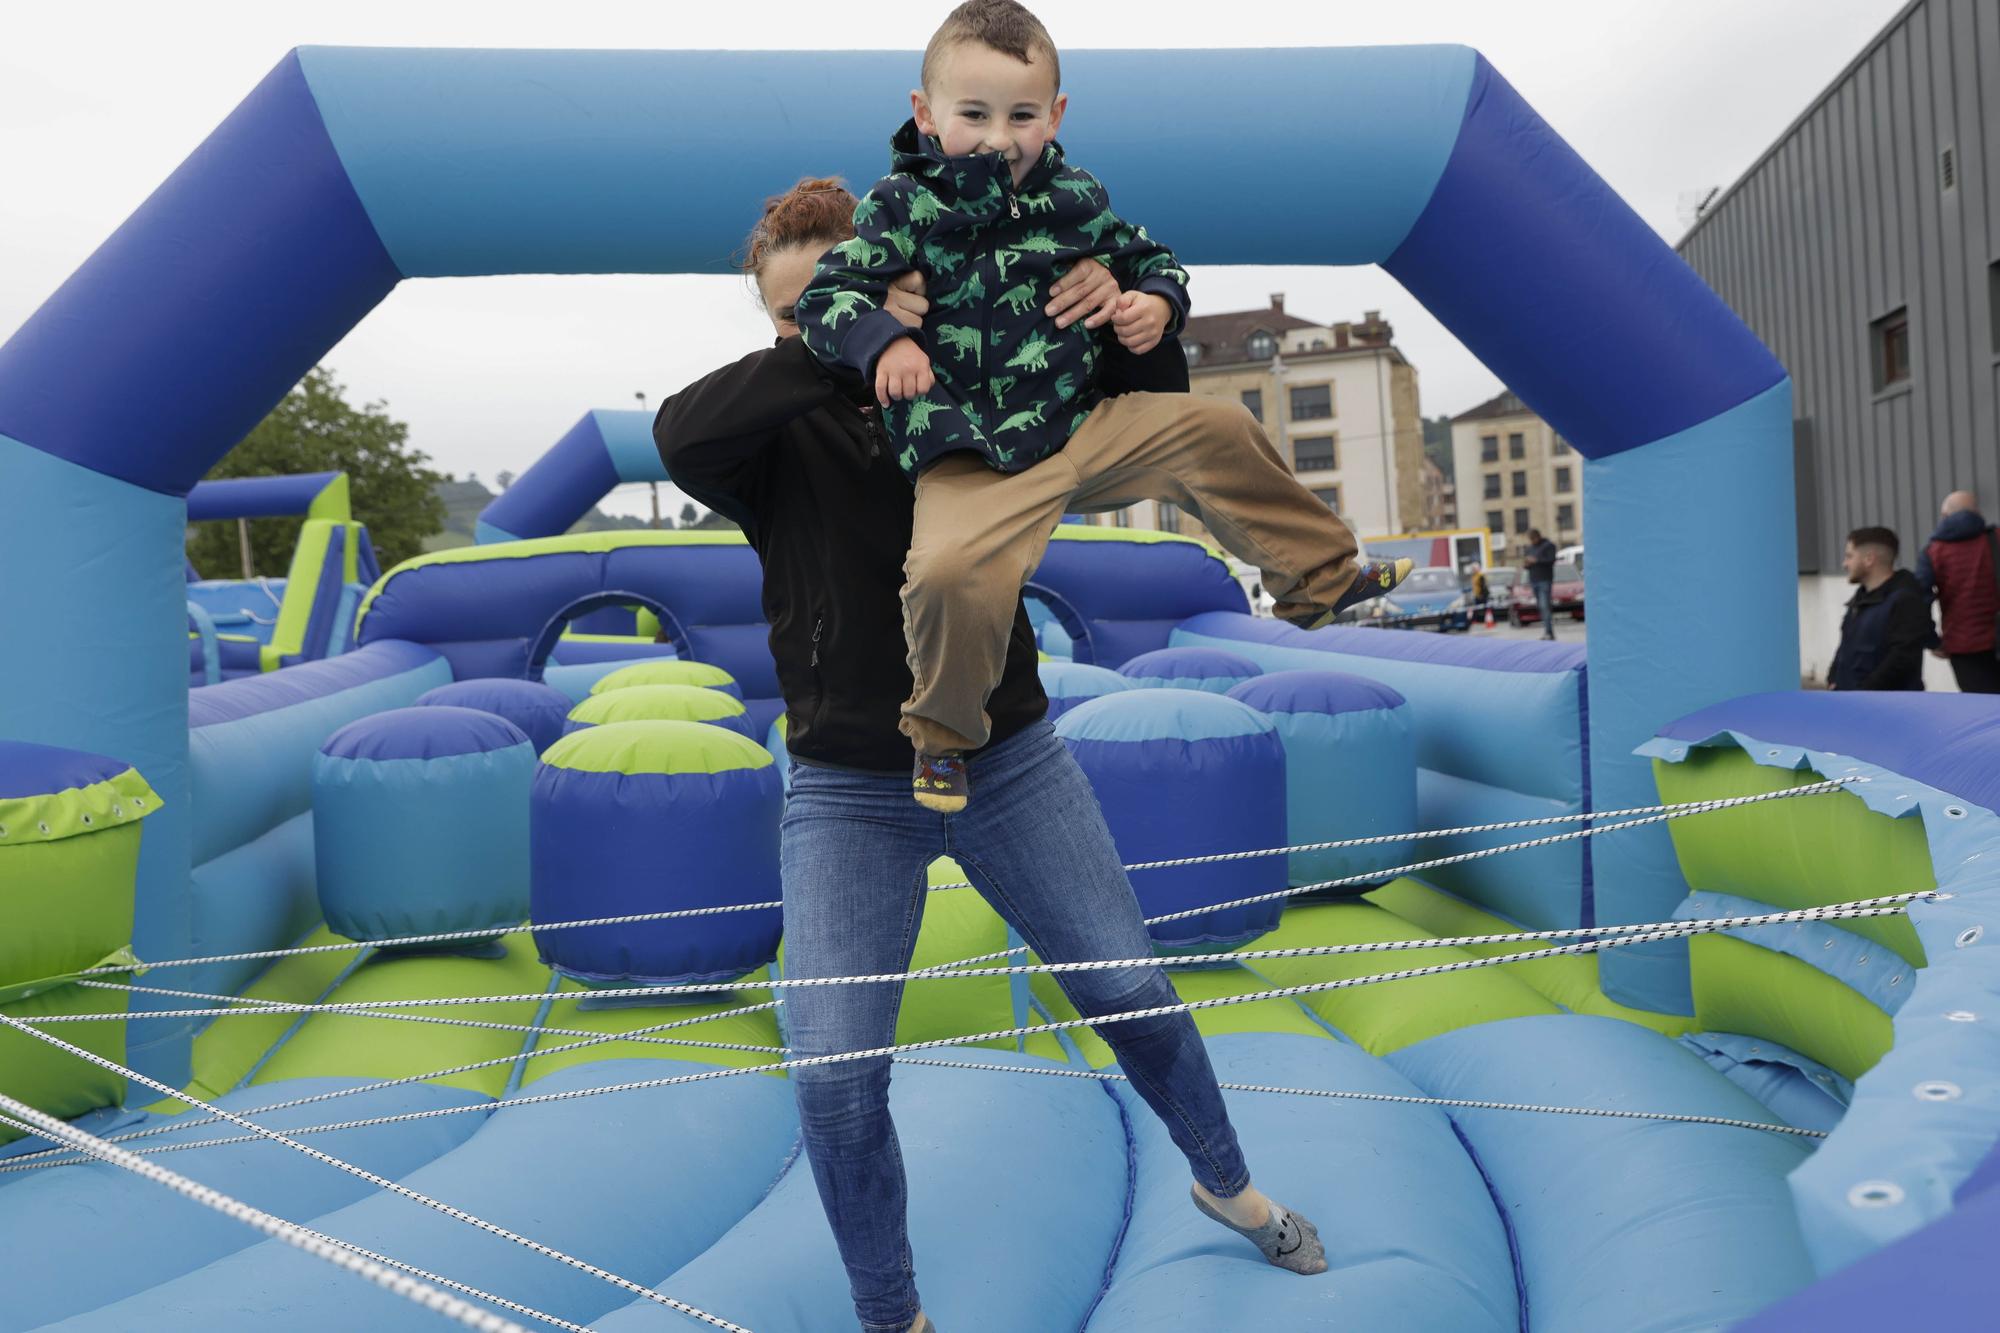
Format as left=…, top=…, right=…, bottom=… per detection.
left=1831, top=490, right=2000, bottom=694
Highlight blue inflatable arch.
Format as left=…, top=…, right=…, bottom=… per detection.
left=0, top=44, right=1793, bottom=1085
left=475, top=409, right=665, bottom=544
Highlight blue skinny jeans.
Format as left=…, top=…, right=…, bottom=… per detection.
left=778, top=720, right=1250, bottom=1331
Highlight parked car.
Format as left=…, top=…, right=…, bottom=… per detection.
left=1366, top=565, right=1470, bottom=632
left=1508, top=561, right=1586, bottom=626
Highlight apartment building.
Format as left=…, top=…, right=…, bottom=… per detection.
left=1448, top=390, right=1583, bottom=561
left=1083, top=296, right=1427, bottom=542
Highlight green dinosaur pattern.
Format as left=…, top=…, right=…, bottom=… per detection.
left=1000, top=280, right=1038, bottom=315
left=904, top=398, right=948, bottom=435
left=996, top=401, right=1048, bottom=433
left=818, top=290, right=874, bottom=327
left=1004, top=334, right=1056, bottom=374
left=831, top=235, right=888, bottom=269
left=794, top=123, right=1189, bottom=480
left=935, top=325, right=982, bottom=365
left=935, top=271, right=986, bottom=310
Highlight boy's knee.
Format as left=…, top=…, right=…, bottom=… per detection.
left=906, top=539, right=1011, bottom=609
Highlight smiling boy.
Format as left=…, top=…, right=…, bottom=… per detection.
left=798, top=0, right=1409, bottom=812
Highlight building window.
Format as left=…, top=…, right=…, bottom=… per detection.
left=1480, top=434, right=1499, bottom=463
left=1289, top=384, right=1333, bottom=420
left=1553, top=436, right=1571, bottom=455
left=1486, top=510, right=1504, bottom=535
left=1240, top=388, right=1263, bottom=422
left=1554, top=466, right=1572, bottom=494
left=1292, top=435, right=1337, bottom=472
left=1508, top=432, right=1525, bottom=460
left=1158, top=501, right=1181, bottom=534
left=1514, top=507, right=1531, bottom=533
left=1247, top=331, right=1277, bottom=361
left=1871, top=307, right=1911, bottom=391
left=1314, top=486, right=1342, bottom=511
left=1556, top=503, right=1576, bottom=530
left=1511, top=470, right=1528, bottom=497
left=1112, top=506, right=1132, bottom=528
left=1483, top=474, right=1502, bottom=499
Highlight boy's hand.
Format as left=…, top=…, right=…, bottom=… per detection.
left=1110, top=291, right=1173, bottom=354
left=875, top=337, right=934, bottom=406
left=886, top=271, right=930, bottom=330
left=1045, top=259, right=1120, bottom=330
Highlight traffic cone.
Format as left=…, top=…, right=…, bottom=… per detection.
left=1483, top=605, right=1496, bottom=629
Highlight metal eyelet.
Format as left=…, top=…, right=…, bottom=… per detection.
left=1848, top=1181, right=1904, bottom=1208
left=80, top=813, right=92, bottom=826
left=1958, top=926, right=1984, bottom=948
left=1914, top=1081, right=1962, bottom=1102
left=1944, top=805, right=1968, bottom=819
left=37, top=821, right=52, bottom=835
left=1946, top=1011, right=1978, bottom=1022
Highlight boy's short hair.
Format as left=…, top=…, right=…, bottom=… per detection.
left=1847, top=525, right=1899, bottom=558
left=922, top=0, right=1061, bottom=94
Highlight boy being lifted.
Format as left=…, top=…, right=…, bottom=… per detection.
left=799, top=0, right=1408, bottom=812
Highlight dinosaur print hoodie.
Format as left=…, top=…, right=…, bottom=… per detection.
left=796, top=119, right=1190, bottom=479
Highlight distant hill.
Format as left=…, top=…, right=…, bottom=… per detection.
left=1421, top=414, right=1454, bottom=480
left=423, top=476, right=662, bottom=552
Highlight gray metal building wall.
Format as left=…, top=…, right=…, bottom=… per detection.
left=1677, top=0, right=1999, bottom=572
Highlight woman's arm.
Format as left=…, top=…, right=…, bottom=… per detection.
left=653, top=336, right=842, bottom=520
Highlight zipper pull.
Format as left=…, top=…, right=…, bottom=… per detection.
left=1008, top=189, right=1020, bottom=220
left=810, top=616, right=823, bottom=668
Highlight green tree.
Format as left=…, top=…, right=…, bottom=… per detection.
left=185, top=367, right=447, bottom=577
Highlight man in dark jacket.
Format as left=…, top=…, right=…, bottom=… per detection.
left=1522, top=529, right=1558, bottom=640
left=1915, top=490, right=2000, bottom=694
left=1830, top=526, right=1930, bottom=691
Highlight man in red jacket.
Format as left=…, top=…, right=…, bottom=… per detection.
left=1917, top=490, right=2000, bottom=694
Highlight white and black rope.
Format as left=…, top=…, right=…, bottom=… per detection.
left=0, top=1013, right=751, bottom=1333
left=0, top=1096, right=552, bottom=1333
left=74, top=778, right=1857, bottom=980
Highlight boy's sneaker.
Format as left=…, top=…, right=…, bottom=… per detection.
left=913, top=752, right=969, bottom=812
left=1280, top=557, right=1413, bottom=632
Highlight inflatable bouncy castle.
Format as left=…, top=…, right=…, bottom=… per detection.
left=1, top=44, right=1996, bottom=1332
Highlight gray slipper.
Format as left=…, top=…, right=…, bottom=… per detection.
left=1191, top=1186, right=1329, bottom=1275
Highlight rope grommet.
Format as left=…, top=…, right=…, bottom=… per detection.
left=1848, top=1180, right=1904, bottom=1208
left=80, top=813, right=92, bottom=826
left=1946, top=1011, right=1978, bottom=1022
left=1914, top=1081, right=1962, bottom=1102
left=1944, top=805, right=1967, bottom=819
left=1958, top=926, right=1984, bottom=949
left=37, top=821, right=51, bottom=836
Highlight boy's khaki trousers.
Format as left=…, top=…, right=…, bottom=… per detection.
left=901, top=392, right=1363, bottom=756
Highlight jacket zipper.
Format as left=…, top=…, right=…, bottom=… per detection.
left=810, top=614, right=823, bottom=669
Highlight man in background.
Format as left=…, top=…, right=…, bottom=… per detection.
left=1522, top=529, right=1557, bottom=641
left=1916, top=490, right=2000, bottom=694
left=1831, top=526, right=1928, bottom=691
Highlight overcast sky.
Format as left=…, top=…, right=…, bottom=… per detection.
left=3, top=0, right=1907, bottom=519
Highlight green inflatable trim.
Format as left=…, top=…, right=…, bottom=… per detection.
left=1367, top=879, right=1696, bottom=1038
left=0, top=946, right=144, bottom=1006
left=1690, top=934, right=1893, bottom=1081
left=0, top=968, right=129, bottom=1149
left=1248, top=900, right=1559, bottom=1054
left=589, top=659, right=739, bottom=697
left=358, top=529, right=749, bottom=620
left=0, top=765, right=158, bottom=847
left=1032, top=959, right=1333, bottom=1069
left=1654, top=749, right=1930, bottom=967
left=540, top=719, right=773, bottom=777
left=567, top=684, right=748, bottom=727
